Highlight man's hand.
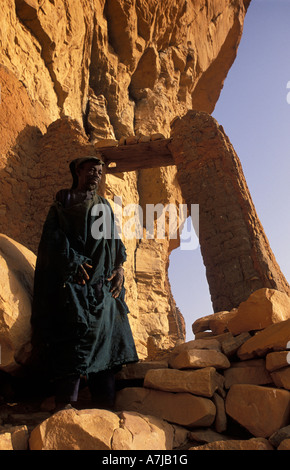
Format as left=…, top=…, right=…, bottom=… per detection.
left=107, top=266, right=124, bottom=298
left=75, top=263, right=93, bottom=285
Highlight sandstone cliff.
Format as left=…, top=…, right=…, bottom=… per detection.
left=2, top=1, right=290, bottom=452
left=0, top=0, right=251, bottom=356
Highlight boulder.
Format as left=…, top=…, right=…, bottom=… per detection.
left=115, top=387, right=216, bottom=428
left=225, top=384, right=290, bottom=438
left=237, top=319, right=290, bottom=360
left=0, top=234, right=36, bottom=372
left=29, top=408, right=187, bottom=451
left=143, top=367, right=224, bottom=397
left=29, top=408, right=120, bottom=450
left=228, top=288, right=290, bottom=335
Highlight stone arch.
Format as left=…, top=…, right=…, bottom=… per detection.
left=169, top=111, right=290, bottom=312
left=101, top=110, right=290, bottom=314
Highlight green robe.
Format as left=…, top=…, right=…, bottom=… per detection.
left=31, top=190, right=138, bottom=380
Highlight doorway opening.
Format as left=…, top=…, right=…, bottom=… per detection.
left=168, top=217, right=213, bottom=341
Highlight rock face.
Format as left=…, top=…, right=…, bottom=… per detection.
left=0, top=0, right=252, bottom=357
left=2, top=1, right=290, bottom=452
left=1, top=0, right=250, bottom=132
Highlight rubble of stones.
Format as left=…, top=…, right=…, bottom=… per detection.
left=1, top=287, right=290, bottom=450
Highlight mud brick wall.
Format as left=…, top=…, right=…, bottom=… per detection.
left=170, top=111, right=290, bottom=312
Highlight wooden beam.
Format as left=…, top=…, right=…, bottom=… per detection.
left=96, top=138, right=174, bottom=174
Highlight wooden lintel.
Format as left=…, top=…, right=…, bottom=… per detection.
left=96, top=138, right=174, bottom=174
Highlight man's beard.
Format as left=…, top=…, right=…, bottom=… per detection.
left=87, top=179, right=100, bottom=191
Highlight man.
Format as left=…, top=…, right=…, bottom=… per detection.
left=31, top=154, right=139, bottom=411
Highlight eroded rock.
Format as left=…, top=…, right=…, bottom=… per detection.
left=0, top=234, right=36, bottom=372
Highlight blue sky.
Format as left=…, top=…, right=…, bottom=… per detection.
left=168, top=0, right=290, bottom=340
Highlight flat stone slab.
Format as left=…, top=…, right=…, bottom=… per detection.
left=115, top=387, right=216, bottom=428
left=143, top=367, right=224, bottom=397
left=169, top=349, right=230, bottom=370
left=237, top=319, right=290, bottom=360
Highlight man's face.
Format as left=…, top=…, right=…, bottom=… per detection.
left=76, top=161, right=103, bottom=191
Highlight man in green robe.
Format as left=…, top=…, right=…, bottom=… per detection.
left=31, top=155, right=139, bottom=410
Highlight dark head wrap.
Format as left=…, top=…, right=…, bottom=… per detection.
left=69, top=155, right=105, bottom=189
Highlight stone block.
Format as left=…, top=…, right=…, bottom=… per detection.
left=144, top=367, right=224, bottom=397
left=225, top=384, right=290, bottom=438
left=115, top=387, right=216, bottom=428
left=169, top=349, right=230, bottom=370
left=223, top=359, right=272, bottom=388
left=237, top=319, right=290, bottom=360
